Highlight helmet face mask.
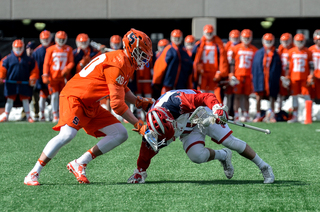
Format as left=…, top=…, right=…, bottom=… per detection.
left=12, top=40, right=24, bottom=56
left=313, top=30, right=320, bottom=46
left=55, top=31, right=67, bottom=47
left=110, top=35, right=122, bottom=50
left=294, top=34, right=305, bottom=49
left=157, top=39, right=169, bottom=52
left=122, top=28, right=153, bottom=69
left=280, top=33, right=292, bottom=48
left=229, top=29, right=240, bottom=45
left=171, top=29, right=183, bottom=45
left=262, top=33, right=275, bottom=49
left=184, top=35, right=195, bottom=50
left=40, top=30, right=52, bottom=47
left=76, top=33, right=90, bottom=50
left=240, top=29, right=252, bottom=45
left=203, top=24, right=214, bottom=40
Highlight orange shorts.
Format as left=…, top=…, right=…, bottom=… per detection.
left=53, top=96, right=120, bottom=138
left=309, top=78, right=320, bottom=100
left=233, top=76, right=252, bottom=95
left=40, top=89, right=49, bottom=98
left=199, top=72, right=218, bottom=91
left=7, top=94, right=30, bottom=100
left=48, top=80, right=66, bottom=95
left=290, top=80, right=310, bottom=96
left=279, top=81, right=289, bottom=96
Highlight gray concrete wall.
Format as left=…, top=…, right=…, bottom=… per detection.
left=1, top=0, right=320, bottom=20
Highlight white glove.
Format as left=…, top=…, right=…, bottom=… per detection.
left=127, top=168, right=147, bottom=184
left=229, top=76, right=240, bottom=87
left=212, top=104, right=229, bottom=125
left=280, top=76, right=290, bottom=89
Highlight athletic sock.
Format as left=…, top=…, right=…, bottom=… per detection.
left=251, top=154, right=267, bottom=169
left=77, top=150, right=96, bottom=165
left=214, top=149, right=227, bottom=161
left=31, top=159, right=46, bottom=174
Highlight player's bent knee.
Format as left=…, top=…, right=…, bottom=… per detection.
left=186, top=144, right=210, bottom=164
left=59, top=125, right=77, bottom=142
left=221, top=135, right=246, bottom=154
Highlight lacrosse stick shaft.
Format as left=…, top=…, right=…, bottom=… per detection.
left=227, top=120, right=271, bottom=134
left=2, top=79, right=29, bottom=84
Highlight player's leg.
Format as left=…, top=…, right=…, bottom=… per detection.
left=182, top=127, right=234, bottom=179
left=127, top=138, right=158, bottom=183
left=288, top=80, right=300, bottom=123
left=21, top=95, right=34, bottom=123
left=39, top=89, right=49, bottom=121
left=1, top=95, right=15, bottom=122
left=233, top=77, right=243, bottom=121
left=24, top=124, right=78, bottom=185
left=253, top=92, right=263, bottom=122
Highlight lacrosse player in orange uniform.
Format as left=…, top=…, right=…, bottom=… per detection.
left=224, top=30, right=241, bottom=117
left=24, top=29, right=154, bottom=186
left=229, top=29, right=258, bottom=122
left=184, top=35, right=195, bottom=57
left=42, top=31, right=74, bottom=122
left=286, top=34, right=314, bottom=123
left=193, top=24, right=229, bottom=102
left=277, top=33, right=293, bottom=110
left=308, top=29, right=320, bottom=102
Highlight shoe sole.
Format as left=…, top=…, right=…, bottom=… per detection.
left=66, top=163, right=90, bottom=184
left=221, top=148, right=234, bottom=179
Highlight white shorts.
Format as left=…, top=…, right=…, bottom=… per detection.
left=180, top=123, right=233, bottom=153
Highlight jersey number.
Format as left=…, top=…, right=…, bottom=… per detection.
left=52, top=56, right=67, bottom=71
left=293, top=58, right=305, bottom=72
left=202, top=50, right=215, bottom=64
left=238, top=55, right=252, bottom=69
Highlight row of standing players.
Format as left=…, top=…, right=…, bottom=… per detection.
left=1, top=26, right=319, bottom=124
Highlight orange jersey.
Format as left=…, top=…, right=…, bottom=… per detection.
left=200, top=41, right=220, bottom=73
left=43, top=44, right=74, bottom=81
left=231, top=43, right=258, bottom=76
left=277, top=44, right=292, bottom=76
left=60, top=50, right=134, bottom=115
left=308, top=45, right=320, bottom=78
left=225, top=41, right=239, bottom=64
left=287, top=47, right=313, bottom=81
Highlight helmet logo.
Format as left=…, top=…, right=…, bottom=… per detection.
left=128, top=32, right=137, bottom=47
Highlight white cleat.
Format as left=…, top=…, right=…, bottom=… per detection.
left=127, top=168, right=147, bottom=184
left=219, top=148, right=234, bottom=179
left=260, top=164, right=275, bottom=184
left=24, top=171, right=40, bottom=186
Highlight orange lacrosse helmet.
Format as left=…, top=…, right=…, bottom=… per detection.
left=76, top=33, right=90, bottom=50
left=229, top=29, right=240, bottom=44
left=12, top=39, right=25, bottom=56
left=184, top=35, right=195, bottom=49
left=110, top=35, right=122, bottom=50
left=313, top=29, right=320, bottom=41
left=293, top=33, right=306, bottom=49
left=40, top=30, right=52, bottom=47
left=122, top=28, right=153, bottom=68
left=157, top=39, right=169, bottom=52
left=262, top=33, right=275, bottom=48
left=55, top=31, right=67, bottom=47
left=280, top=33, right=292, bottom=48
left=203, top=24, right=214, bottom=40
left=171, top=29, right=183, bottom=45
left=240, top=29, right=252, bottom=45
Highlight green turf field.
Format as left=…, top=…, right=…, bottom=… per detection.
left=0, top=121, right=320, bottom=211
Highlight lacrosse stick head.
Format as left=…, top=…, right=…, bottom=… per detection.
left=189, top=106, right=216, bottom=131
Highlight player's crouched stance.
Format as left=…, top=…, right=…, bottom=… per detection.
left=127, top=89, right=274, bottom=184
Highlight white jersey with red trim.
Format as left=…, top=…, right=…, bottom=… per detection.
left=151, top=89, right=220, bottom=139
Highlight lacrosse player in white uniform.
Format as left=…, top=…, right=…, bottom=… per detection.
left=127, top=89, right=274, bottom=184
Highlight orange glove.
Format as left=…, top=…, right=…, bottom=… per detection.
left=197, top=63, right=204, bottom=74
left=29, top=78, right=36, bottom=86
left=61, top=67, right=70, bottom=78
left=80, top=55, right=91, bottom=68
left=135, top=96, right=155, bottom=111
left=0, top=78, right=4, bottom=84
left=132, top=120, right=147, bottom=136
left=42, top=75, right=50, bottom=84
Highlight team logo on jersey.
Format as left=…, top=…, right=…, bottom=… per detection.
left=73, top=116, right=79, bottom=125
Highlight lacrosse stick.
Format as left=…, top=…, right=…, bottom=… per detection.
left=90, top=41, right=115, bottom=53
left=189, top=106, right=271, bottom=134
left=2, top=79, right=29, bottom=85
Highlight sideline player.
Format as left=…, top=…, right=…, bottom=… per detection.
left=308, top=30, right=320, bottom=102
left=127, top=89, right=275, bottom=184
left=24, top=29, right=154, bottom=186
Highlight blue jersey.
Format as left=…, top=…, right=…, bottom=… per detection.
left=32, top=45, right=48, bottom=90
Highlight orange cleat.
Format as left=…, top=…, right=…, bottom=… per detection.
left=67, top=160, right=90, bottom=184
left=0, top=116, right=7, bottom=122
left=28, top=117, right=34, bottom=123
left=24, top=171, right=40, bottom=186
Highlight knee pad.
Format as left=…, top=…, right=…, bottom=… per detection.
left=186, top=143, right=210, bottom=164
left=221, top=135, right=246, bottom=154
left=97, top=123, right=128, bottom=154
left=43, top=125, right=77, bottom=158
